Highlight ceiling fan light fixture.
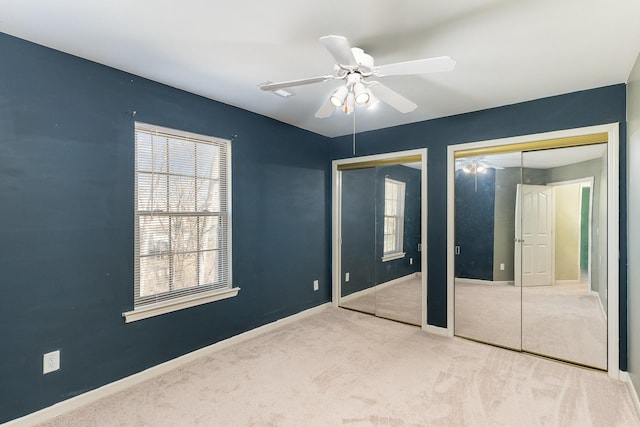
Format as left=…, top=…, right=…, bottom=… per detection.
left=366, top=93, right=379, bottom=110
left=330, top=86, right=349, bottom=107
left=353, top=82, right=369, bottom=104
left=459, top=160, right=490, bottom=174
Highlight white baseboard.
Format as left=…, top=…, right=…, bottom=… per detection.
left=423, top=324, right=450, bottom=337
left=591, top=291, right=607, bottom=320
left=377, top=273, right=419, bottom=290
left=5, top=303, right=332, bottom=427
left=620, top=371, right=640, bottom=417
left=340, top=285, right=376, bottom=303
left=341, top=273, right=418, bottom=303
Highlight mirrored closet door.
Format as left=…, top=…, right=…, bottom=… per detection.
left=336, top=153, right=425, bottom=326
left=454, top=142, right=608, bottom=370
left=454, top=151, right=522, bottom=350
left=520, top=146, right=607, bottom=369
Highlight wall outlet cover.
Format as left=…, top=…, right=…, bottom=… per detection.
left=43, top=350, right=60, bottom=374
left=313, top=280, right=319, bottom=291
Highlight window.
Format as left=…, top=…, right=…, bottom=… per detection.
left=123, top=123, right=237, bottom=322
left=382, top=178, right=406, bottom=261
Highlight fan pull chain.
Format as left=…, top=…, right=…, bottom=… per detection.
left=352, top=107, right=356, bottom=156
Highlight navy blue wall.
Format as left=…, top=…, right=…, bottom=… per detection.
left=454, top=169, right=496, bottom=281
left=0, top=33, right=330, bottom=423
left=329, top=84, right=627, bottom=369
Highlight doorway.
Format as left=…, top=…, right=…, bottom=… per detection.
left=446, top=123, right=619, bottom=378
left=332, top=149, right=428, bottom=328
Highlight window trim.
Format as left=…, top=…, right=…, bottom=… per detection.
left=382, top=177, right=406, bottom=262
left=123, top=287, right=239, bottom=323
left=123, top=122, right=236, bottom=322
left=381, top=252, right=406, bottom=262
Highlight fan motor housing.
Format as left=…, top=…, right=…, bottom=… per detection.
left=351, top=47, right=374, bottom=72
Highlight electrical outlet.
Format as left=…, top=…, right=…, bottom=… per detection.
left=345, top=272, right=350, bottom=282
left=500, top=263, right=505, bottom=271
left=409, top=258, right=413, bottom=265
left=313, top=280, right=319, bottom=291
left=43, top=350, right=60, bottom=374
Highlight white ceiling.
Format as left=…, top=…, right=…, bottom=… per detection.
left=1, top=1, right=639, bottom=138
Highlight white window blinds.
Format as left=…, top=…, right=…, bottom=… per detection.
left=134, top=123, right=232, bottom=308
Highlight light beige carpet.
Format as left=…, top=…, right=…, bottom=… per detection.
left=455, top=282, right=607, bottom=369
left=341, top=276, right=422, bottom=325
left=37, top=308, right=638, bottom=426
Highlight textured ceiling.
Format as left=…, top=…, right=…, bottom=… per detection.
left=1, top=0, right=639, bottom=137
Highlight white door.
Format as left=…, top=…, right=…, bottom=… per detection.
left=515, top=184, right=553, bottom=287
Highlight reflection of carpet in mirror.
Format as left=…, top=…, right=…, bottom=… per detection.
left=455, top=281, right=522, bottom=350
left=455, top=282, right=607, bottom=369
left=375, top=277, right=422, bottom=325
left=522, top=282, right=607, bottom=370
left=341, top=275, right=421, bottom=325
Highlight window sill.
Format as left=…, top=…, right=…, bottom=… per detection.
left=122, top=287, right=240, bottom=323
left=381, top=252, right=406, bottom=262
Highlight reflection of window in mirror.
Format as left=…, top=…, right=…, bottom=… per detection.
left=382, top=178, right=406, bottom=261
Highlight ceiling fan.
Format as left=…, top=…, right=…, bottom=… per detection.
left=455, top=156, right=504, bottom=192
left=259, top=35, right=456, bottom=118
left=455, top=156, right=505, bottom=174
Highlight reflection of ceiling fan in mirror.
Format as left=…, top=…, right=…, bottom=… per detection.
left=259, top=35, right=456, bottom=118
left=455, top=157, right=505, bottom=174
left=455, top=157, right=504, bottom=192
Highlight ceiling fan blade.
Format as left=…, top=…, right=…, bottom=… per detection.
left=319, top=35, right=357, bottom=67
left=368, top=82, right=417, bottom=113
left=260, top=75, right=334, bottom=91
left=374, top=56, right=456, bottom=77
left=315, top=99, right=335, bottom=118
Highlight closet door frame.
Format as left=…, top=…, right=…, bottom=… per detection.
left=446, top=123, right=620, bottom=379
